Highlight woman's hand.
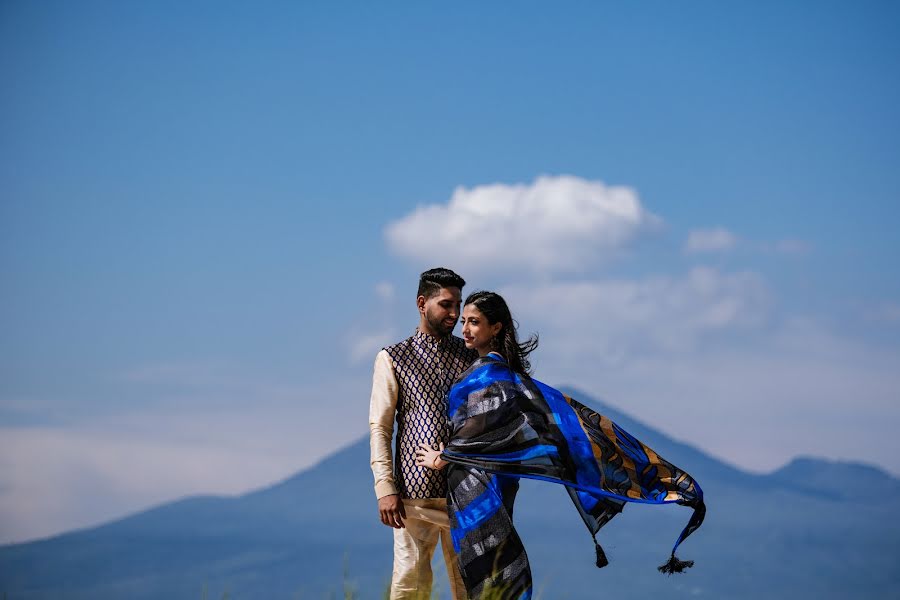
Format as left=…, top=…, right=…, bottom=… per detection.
left=415, top=442, right=447, bottom=470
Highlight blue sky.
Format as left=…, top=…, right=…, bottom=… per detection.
left=2, top=1, right=899, bottom=543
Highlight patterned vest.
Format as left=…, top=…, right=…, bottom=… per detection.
left=383, top=329, right=478, bottom=499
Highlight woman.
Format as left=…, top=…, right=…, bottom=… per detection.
left=415, top=291, right=706, bottom=600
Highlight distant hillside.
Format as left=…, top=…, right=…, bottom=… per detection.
left=2, top=387, right=899, bottom=599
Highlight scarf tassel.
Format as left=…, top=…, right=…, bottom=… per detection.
left=594, top=540, right=609, bottom=569
left=657, top=553, right=694, bottom=575
left=657, top=500, right=705, bottom=574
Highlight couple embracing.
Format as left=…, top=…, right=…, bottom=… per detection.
left=368, top=268, right=705, bottom=600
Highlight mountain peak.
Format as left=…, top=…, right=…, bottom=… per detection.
left=766, top=454, right=900, bottom=500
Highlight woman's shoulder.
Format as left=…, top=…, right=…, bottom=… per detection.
left=448, top=355, right=517, bottom=416
left=462, top=352, right=503, bottom=372
left=452, top=354, right=516, bottom=388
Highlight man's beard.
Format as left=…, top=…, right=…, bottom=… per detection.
left=426, top=311, right=454, bottom=337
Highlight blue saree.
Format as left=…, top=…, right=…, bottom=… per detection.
left=440, top=353, right=706, bottom=599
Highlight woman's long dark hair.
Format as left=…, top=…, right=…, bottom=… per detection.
left=464, top=291, right=539, bottom=376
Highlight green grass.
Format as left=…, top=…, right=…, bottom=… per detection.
left=194, top=548, right=544, bottom=599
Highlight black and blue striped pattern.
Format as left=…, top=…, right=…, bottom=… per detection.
left=442, top=353, right=706, bottom=598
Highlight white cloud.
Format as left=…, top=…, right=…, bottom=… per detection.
left=531, top=317, right=900, bottom=477
left=349, top=330, right=396, bottom=364
left=684, top=227, right=738, bottom=253
left=374, top=281, right=395, bottom=301
left=493, top=268, right=899, bottom=475
left=380, top=175, right=897, bottom=481
left=0, top=382, right=370, bottom=544
left=0, top=357, right=374, bottom=544
left=684, top=230, right=812, bottom=257
left=0, top=425, right=286, bottom=543
left=385, top=175, right=662, bottom=275
left=493, top=267, right=900, bottom=477
left=865, top=302, right=900, bottom=325
left=760, top=238, right=812, bottom=256
left=346, top=283, right=400, bottom=364
left=503, top=266, right=771, bottom=362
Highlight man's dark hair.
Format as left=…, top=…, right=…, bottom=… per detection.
left=417, top=267, right=466, bottom=299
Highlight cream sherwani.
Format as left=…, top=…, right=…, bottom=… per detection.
left=369, top=330, right=476, bottom=600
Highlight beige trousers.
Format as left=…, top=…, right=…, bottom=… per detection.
left=391, top=498, right=468, bottom=600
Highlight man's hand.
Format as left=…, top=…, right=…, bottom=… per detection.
left=378, top=494, right=406, bottom=528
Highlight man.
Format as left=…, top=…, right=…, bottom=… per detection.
left=369, top=267, right=479, bottom=600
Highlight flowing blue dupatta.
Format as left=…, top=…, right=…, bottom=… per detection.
left=440, top=353, right=706, bottom=599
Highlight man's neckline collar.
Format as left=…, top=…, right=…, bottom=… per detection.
left=414, top=328, right=449, bottom=346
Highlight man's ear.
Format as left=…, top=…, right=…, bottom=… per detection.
left=416, top=295, right=426, bottom=314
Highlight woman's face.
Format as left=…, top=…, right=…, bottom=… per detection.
left=461, top=304, right=502, bottom=356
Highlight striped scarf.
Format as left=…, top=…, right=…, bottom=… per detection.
left=441, top=353, right=706, bottom=599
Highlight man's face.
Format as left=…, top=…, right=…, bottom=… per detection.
left=421, top=286, right=462, bottom=337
